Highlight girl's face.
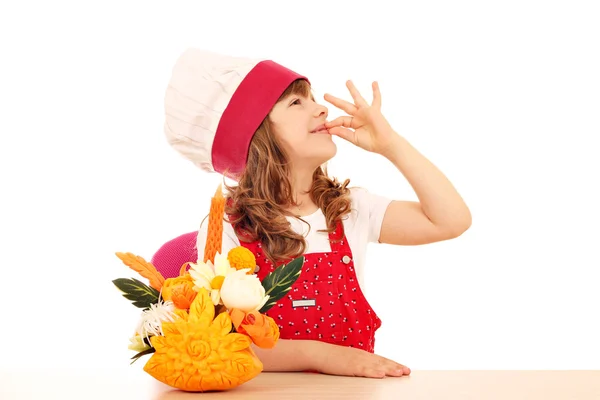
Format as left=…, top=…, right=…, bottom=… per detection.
left=268, top=91, right=336, bottom=169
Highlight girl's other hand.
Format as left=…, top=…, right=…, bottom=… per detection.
left=314, top=341, right=411, bottom=378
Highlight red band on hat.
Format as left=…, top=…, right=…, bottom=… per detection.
left=212, top=60, right=308, bottom=178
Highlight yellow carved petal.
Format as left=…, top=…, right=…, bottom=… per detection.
left=149, top=335, right=167, bottom=351
left=173, top=309, right=189, bottom=321
left=165, top=335, right=182, bottom=349
left=220, top=332, right=252, bottom=353
left=206, top=350, right=224, bottom=370
left=144, top=352, right=170, bottom=377
left=220, top=375, right=237, bottom=390
left=188, top=287, right=214, bottom=327
left=199, top=374, right=219, bottom=392
left=186, top=374, right=203, bottom=392
left=161, top=321, right=179, bottom=336
left=171, top=374, right=187, bottom=390
left=225, top=349, right=263, bottom=381
left=209, top=311, right=234, bottom=337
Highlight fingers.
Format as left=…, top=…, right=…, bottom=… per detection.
left=324, top=80, right=381, bottom=112
left=327, top=126, right=355, bottom=143
left=325, top=117, right=356, bottom=142
left=384, top=356, right=410, bottom=372
left=360, top=365, right=402, bottom=379
left=372, top=81, right=381, bottom=109
left=325, top=116, right=354, bottom=129
left=379, top=357, right=407, bottom=377
left=362, top=369, right=386, bottom=379
left=323, top=93, right=357, bottom=115
left=346, top=80, right=369, bottom=107
left=326, top=117, right=358, bottom=145
left=321, top=345, right=409, bottom=379
left=388, top=365, right=411, bottom=377
left=360, top=356, right=410, bottom=379
left=378, top=356, right=411, bottom=377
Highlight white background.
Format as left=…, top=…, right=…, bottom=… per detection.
left=1, top=0, right=599, bottom=373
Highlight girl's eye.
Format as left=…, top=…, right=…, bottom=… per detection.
left=291, top=99, right=301, bottom=106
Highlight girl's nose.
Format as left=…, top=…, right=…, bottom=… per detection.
left=315, top=103, right=328, bottom=119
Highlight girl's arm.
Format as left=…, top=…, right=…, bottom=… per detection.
left=378, top=133, right=472, bottom=246
left=323, top=81, right=471, bottom=246
left=251, top=340, right=318, bottom=372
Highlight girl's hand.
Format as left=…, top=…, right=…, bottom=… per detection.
left=315, top=342, right=411, bottom=378
left=324, top=80, right=399, bottom=157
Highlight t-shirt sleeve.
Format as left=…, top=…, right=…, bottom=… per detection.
left=195, top=215, right=240, bottom=261
left=351, top=187, right=393, bottom=243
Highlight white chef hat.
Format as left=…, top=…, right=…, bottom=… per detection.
left=164, top=48, right=309, bottom=179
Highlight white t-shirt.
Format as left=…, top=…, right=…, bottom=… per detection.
left=195, top=187, right=393, bottom=288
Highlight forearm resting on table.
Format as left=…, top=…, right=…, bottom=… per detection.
left=252, top=339, right=324, bottom=371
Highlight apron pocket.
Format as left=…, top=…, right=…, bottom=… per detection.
left=272, top=278, right=345, bottom=343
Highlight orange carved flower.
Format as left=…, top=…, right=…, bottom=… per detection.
left=161, top=274, right=195, bottom=304
left=170, top=280, right=197, bottom=310
left=227, top=246, right=256, bottom=274
left=143, top=288, right=263, bottom=392
left=229, top=309, right=280, bottom=349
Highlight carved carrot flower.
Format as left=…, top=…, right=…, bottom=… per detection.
left=230, top=309, right=280, bottom=349
left=203, top=184, right=225, bottom=263
left=143, top=288, right=263, bottom=392
left=227, top=246, right=257, bottom=274
left=161, top=274, right=197, bottom=310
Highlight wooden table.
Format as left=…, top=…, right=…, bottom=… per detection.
left=1, top=368, right=599, bottom=399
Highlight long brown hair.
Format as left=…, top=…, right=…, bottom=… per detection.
left=223, top=79, right=352, bottom=266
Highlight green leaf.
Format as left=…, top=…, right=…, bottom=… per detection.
left=259, top=256, right=304, bottom=313
left=130, top=347, right=156, bottom=365
left=112, top=277, right=160, bottom=309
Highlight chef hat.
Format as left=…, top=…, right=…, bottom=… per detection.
left=164, top=48, right=309, bottom=178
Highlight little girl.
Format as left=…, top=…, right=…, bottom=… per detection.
left=162, top=48, right=471, bottom=378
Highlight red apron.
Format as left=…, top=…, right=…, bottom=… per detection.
left=238, top=220, right=382, bottom=353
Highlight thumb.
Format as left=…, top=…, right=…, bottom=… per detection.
left=328, top=127, right=356, bottom=143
